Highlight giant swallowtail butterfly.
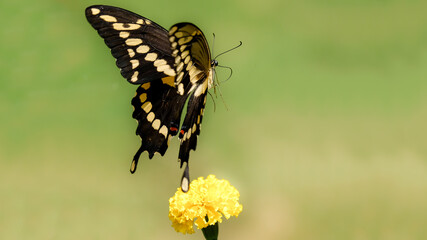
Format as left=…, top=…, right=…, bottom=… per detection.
left=85, top=5, right=218, bottom=192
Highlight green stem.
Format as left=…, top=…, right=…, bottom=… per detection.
left=201, top=221, right=219, bottom=240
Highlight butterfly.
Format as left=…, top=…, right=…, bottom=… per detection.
left=85, top=5, right=221, bottom=192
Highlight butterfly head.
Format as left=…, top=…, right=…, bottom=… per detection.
left=211, top=59, right=218, bottom=68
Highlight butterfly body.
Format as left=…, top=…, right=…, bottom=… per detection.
left=85, top=5, right=216, bottom=192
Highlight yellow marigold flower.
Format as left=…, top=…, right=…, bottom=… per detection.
left=169, top=175, right=243, bottom=234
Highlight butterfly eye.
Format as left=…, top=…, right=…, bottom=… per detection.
left=211, top=60, right=218, bottom=67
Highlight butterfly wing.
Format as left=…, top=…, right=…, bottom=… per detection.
left=85, top=5, right=176, bottom=84
left=168, top=23, right=214, bottom=192
left=86, top=5, right=187, bottom=172
left=130, top=77, right=187, bottom=172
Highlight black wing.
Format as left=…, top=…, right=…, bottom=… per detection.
left=168, top=23, right=214, bottom=192
left=85, top=5, right=176, bottom=84
left=130, top=77, right=187, bottom=173
left=86, top=5, right=186, bottom=172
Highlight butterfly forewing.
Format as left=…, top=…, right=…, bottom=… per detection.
left=168, top=23, right=212, bottom=94
left=85, top=5, right=176, bottom=84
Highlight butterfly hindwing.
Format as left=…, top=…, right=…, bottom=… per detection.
left=130, top=76, right=188, bottom=172
left=85, top=5, right=176, bottom=84
left=178, top=90, right=208, bottom=160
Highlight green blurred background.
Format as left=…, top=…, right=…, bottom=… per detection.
left=1, top=0, right=427, bottom=239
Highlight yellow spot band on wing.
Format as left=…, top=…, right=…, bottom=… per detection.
left=126, top=38, right=143, bottom=46
left=139, top=93, right=147, bottom=102
left=161, top=76, right=175, bottom=87
left=136, top=45, right=150, bottom=54
left=159, top=125, right=168, bottom=137
left=100, top=15, right=117, bottom=22
left=90, top=8, right=100, bottom=15
left=141, top=82, right=150, bottom=90
left=152, top=119, right=161, bottom=130
left=145, top=53, right=157, bottom=61
left=141, top=102, right=152, bottom=112
left=112, top=23, right=141, bottom=31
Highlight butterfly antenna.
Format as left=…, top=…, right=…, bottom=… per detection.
left=214, top=41, right=242, bottom=60
left=212, top=33, right=216, bottom=57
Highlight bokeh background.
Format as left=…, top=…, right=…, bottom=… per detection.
left=1, top=0, right=427, bottom=239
